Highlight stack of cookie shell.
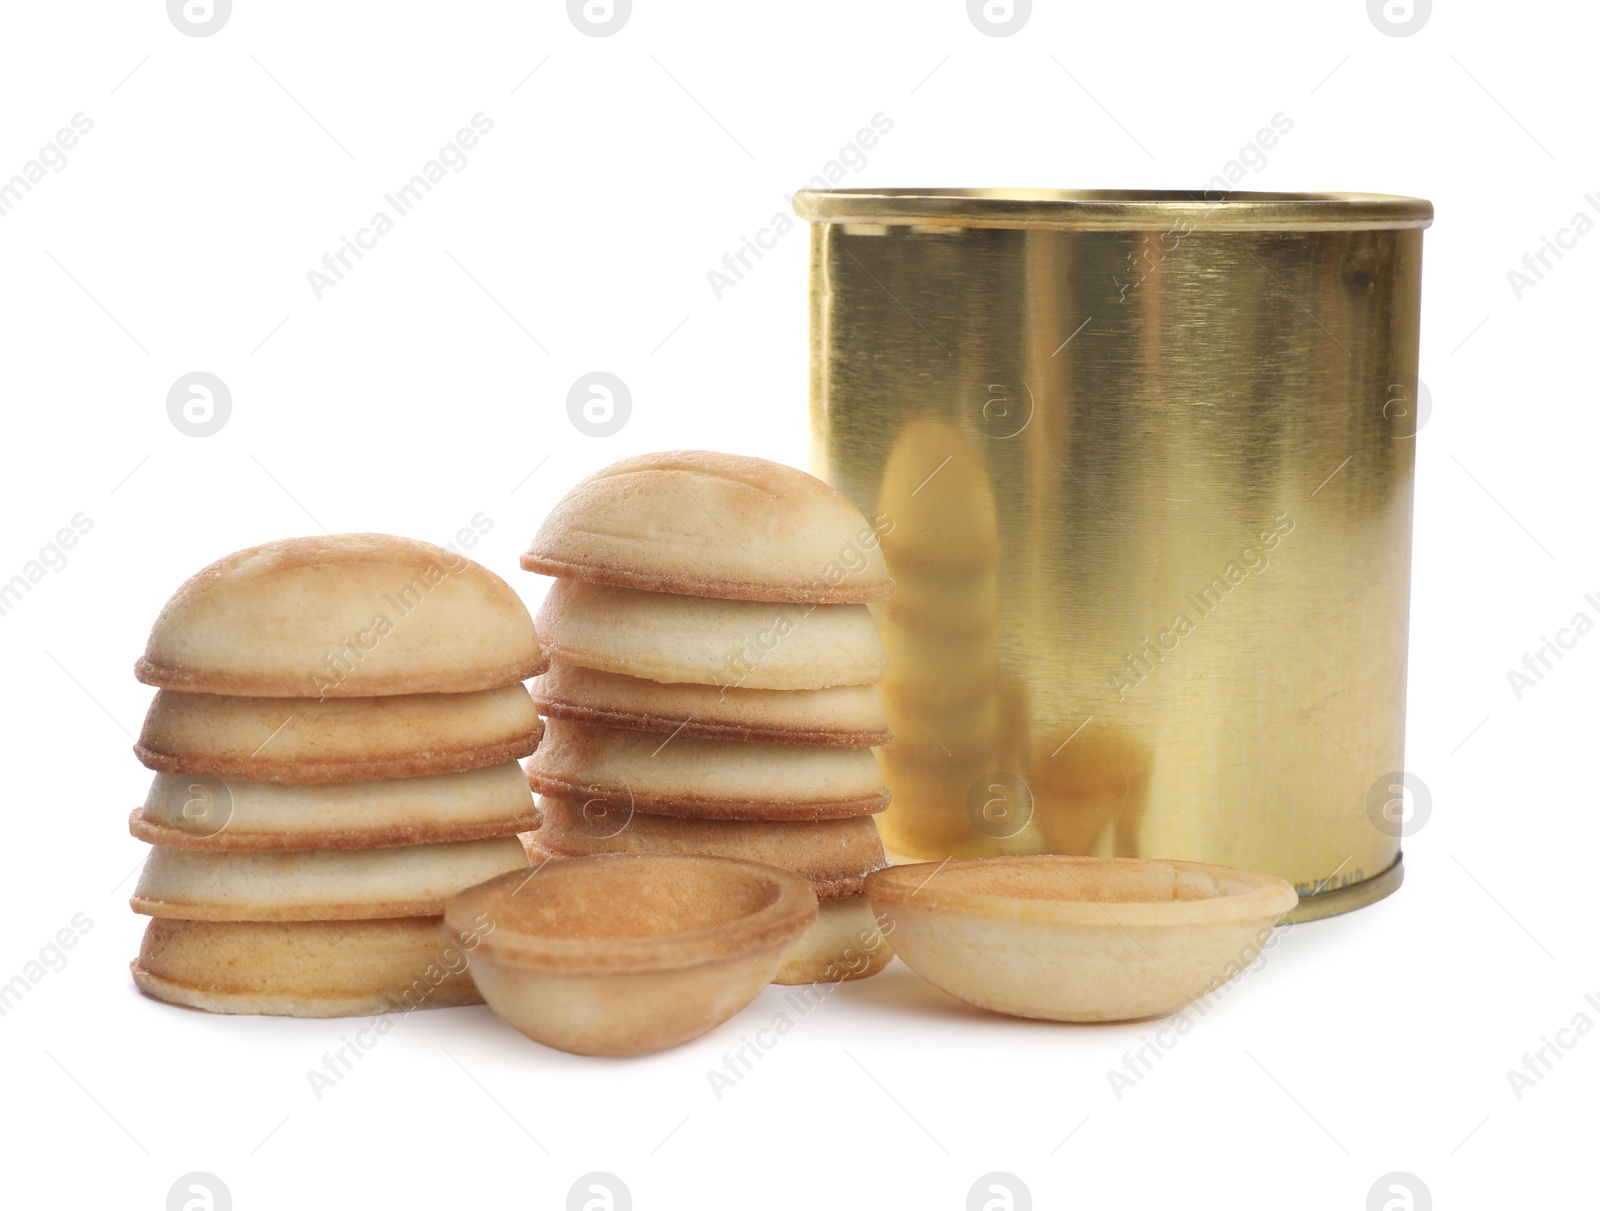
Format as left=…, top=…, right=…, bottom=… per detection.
left=521, top=451, right=898, bottom=984
left=127, top=534, right=544, bottom=1017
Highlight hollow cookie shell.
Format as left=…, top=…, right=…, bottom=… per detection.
left=134, top=685, right=543, bottom=782
left=527, top=719, right=890, bottom=821
left=534, top=659, right=892, bottom=747
left=774, top=896, right=893, bottom=985
left=130, top=762, right=537, bottom=851
left=521, top=450, right=893, bottom=604
left=867, top=855, right=1299, bottom=1022
left=131, top=917, right=481, bottom=1017
left=136, top=533, right=546, bottom=698
left=536, top=579, right=887, bottom=691
left=526, top=795, right=887, bottom=898
left=516, top=849, right=892, bottom=986
left=446, top=854, right=818, bottom=1056
left=131, top=836, right=529, bottom=921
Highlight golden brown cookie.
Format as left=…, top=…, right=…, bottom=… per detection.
left=526, top=794, right=887, bottom=898
left=131, top=917, right=483, bottom=1017
left=136, top=533, right=546, bottom=698
left=865, top=856, right=1298, bottom=1022
left=535, top=578, right=886, bottom=691
left=526, top=718, right=890, bottom=821
left=130, top=836, right=529, bottom=920
left=128, top=762, right=536, bottom=851
left=521, top=450, right=893, bottom=603
left=533, top=658, right=891, bottom=746
left=134, top=685, right=543, bottom=782
left=445, top=855, right=819, bottom=1055
left=775, top=895, right=894, bottom=985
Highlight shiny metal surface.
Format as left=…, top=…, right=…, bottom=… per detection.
left=799, top=189, right=1431, bottom=919
left=796, top=188, right=1433, bottom=232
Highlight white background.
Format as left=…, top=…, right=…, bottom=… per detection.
left=1, top=1, right=1592, bottom=1207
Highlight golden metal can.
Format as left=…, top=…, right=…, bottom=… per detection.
left=797, top=190, right=1433, bottom=922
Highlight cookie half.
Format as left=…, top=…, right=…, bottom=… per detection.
left=523, top=814, right=893, bottom=986
left=130, top=836, right=529, bottom=920
left=136, top=533, right=546, bottom=698
left=526, top=795, right=886, bottom=898
left=134, top=685, right=543, bottom=782
left=775, top=896, right=894, bottom=985
left=131, top=917, right=482, bottom=1017
left=128, top=762, right=536, bottom=851
left=526, top=718, right=890, bottom=821
left=521, top=450, right=892, bottom=603
left=533, top=659, right=891, bottom=747
left=536, top=579, right=886, bottom=691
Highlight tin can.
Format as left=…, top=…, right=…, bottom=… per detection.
left=797, top=190, right=1432, bottom=922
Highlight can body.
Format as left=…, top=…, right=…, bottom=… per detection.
left=801, top=191, right=1430, bottom=921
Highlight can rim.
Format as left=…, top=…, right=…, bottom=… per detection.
left=792, top=189, right=1433, bottom=232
